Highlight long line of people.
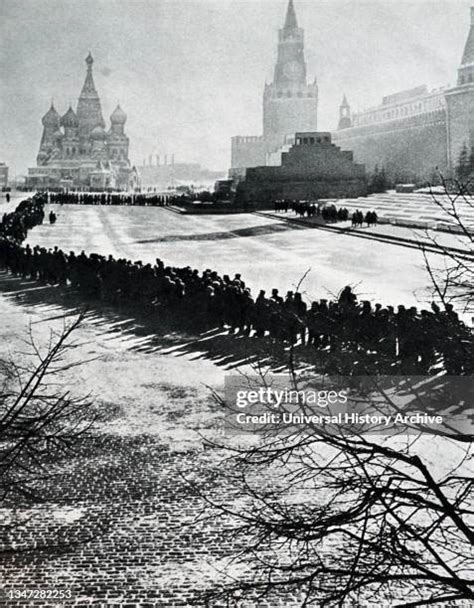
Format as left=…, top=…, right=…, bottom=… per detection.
left=48, top=191, right=170, bottom=207
left=274, top=200, right=378, bottom=226
left=46, top=190, right=225, bottom=208
left=0, top=195, right=45, bottom=242
left=0, top=196, right=471, bottom=375
left=351, top=209, right=378, bottom=227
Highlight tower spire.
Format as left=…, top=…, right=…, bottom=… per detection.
left=81, top=52, right=98, bottom=97
left=338, top=94, right=351, bottom=130
left=461, top=8, right=474, bottom=65
left=458, top=7, right=474, bottom=85
left=263, top=0, right=318, bottom=155
left=273, top=0, right=306, bottom=86
left=76, top=52, right=105, bottom=137
left=284, top=0, right=298, bottom=31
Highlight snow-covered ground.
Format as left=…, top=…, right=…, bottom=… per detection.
left=21, top=202, right=449, bottom=310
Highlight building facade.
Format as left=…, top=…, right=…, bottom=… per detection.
left=28, top=53, right=133, bottom=190
left=238, top=132, right=366, bottom=205
left=332, top=8, right=474, bottom=183
left=231, top=0, right=318, bottom=171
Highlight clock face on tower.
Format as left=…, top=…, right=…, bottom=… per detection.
left=283, top=60, right=304, bottom=81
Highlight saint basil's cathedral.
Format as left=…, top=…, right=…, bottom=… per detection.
left=27, top=53, right=136, bottom=190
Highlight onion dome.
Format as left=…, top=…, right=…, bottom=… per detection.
left=91, top=125, right=107, bottom=140
left=60, top=106, right=79, bottom=128
left=110, top=104, right=127, bottom=125
left=42, top=103, right=60, bottom=127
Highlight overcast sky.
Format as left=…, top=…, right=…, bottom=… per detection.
left=0, top=0, right=472, bottom=175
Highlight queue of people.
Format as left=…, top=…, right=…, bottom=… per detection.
left=48, top=191, right=170, bottom=207
left=0, top=196, right=471, bottom=375
left=47, top=190, right=222, bottom=208
left=352, top=209, right=378, bottom=227
left=0, top=196, right=45, bottom=242
left=274, top=199, right=378, bottom=226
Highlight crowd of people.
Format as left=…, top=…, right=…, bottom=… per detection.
left=0, top=196, right=471, bottom=374
left=45, top=189, right=236, bottom=209
left=48, top=191, right=171, bottom=207
left=320, top=204, right=350, bottom=222
left=274, top=200, right=320, bottom=217
left=274, top=200, right=379, bottom=226
left=352, top=209, right=378, bottom=227
left=0, top=195, right=45, bottom=242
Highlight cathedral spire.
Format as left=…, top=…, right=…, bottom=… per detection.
left=77, top=52, right=105, bottom=136
left=80, top=52, right=99, bottom=97
left=284, top=0, right=298, bottom=32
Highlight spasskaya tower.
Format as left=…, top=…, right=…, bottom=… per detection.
left=263, top=0, right=318, bottom=155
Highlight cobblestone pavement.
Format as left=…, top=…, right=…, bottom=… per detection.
left=1, top=434, right=239, bottom=607
left=0, top=280, right=308, bottom=608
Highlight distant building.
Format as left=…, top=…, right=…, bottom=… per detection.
left=332, top=7, right=474, bottom=182
left=28, top=53, right=133, bottom=190
left=238, top=132, right=366, bottom=206
left=0, top=163, right=8, bottom=189
left=231, top=0, right=318, bottom=171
